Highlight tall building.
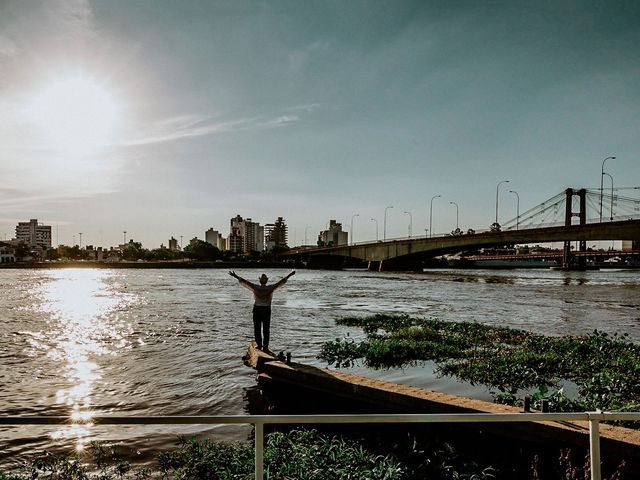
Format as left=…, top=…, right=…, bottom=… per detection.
left=15, top=219, right=52, bottom=249
left=228, top=215, right=245, bottom=253
left=168, top=237, right=179, bottom=251
left=205, top=228, right=225, bottom=250
left=318, top=219, right=348, bottom=247
left=228, top=215, right=264, bottom=253
left=243, top=218, right=264, bottom=253
left=265, top=217, right=288, bottom=250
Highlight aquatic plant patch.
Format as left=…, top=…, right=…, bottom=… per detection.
left=319, top=314, right=640, bottom=413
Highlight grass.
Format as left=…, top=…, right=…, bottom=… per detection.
left=319, top=314, right=640, bottom=415
left=0, top=429, right=499, bottom=480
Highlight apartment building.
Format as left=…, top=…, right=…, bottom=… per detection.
left=228, top=215, right=264, bottom=253
left=319, top=219, right=348, bottom=247
left=205, top=228, right=225, bottom=250
left=265, top=217, right=288, bottom=249
left=15, top=219, right=52, bottom=249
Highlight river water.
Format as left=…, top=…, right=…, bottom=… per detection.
left=1, top=267, right=639, bottom=465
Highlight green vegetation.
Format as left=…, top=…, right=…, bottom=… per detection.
left=0, top=429, right=498, bottom=480
left=319, top=314, right=640, bottom=414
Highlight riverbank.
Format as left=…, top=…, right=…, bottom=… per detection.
left=0, top=260, right=300, bottom=269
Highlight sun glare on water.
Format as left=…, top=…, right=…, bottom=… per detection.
left=27, top=73, right=120, bottom=155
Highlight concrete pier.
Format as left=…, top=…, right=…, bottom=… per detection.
left=244, top=342, right=640, bottom=473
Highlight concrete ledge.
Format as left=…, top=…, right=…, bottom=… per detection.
left=245, top=343, right=640, bottom=471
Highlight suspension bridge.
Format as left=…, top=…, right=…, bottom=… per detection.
left=283, top=187, right=640, bottom=270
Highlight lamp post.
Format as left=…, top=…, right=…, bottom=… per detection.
left=429, top=195, right=441, bottom=238
left=403, top=211, right=412, bottom=238
left=350, top=213, right=359, bottom=245
left=370, top=218, right=379, bottom=241
left=495, top=180, right=510, bottom=226
left=79, top=232, right=82, bottom=249
left=600, top=156, right=616, bottom=222
left=509, top=190, right=520, bottom=230
left=449, top=202, right=459, bottom=230
left=383, top=206, right=393, bottom=242
left=603, top=172, right=614, bottom=221
left=123, top=231, right=127, bottom=245
left=304, top=226, right=312, bottom=246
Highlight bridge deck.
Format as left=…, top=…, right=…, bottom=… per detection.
left=284, top=219, right=640, bottom=269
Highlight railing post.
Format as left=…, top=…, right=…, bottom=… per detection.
left=588, top=414, right=602, bottom=480
left=255, top=422, right=264, bottom=480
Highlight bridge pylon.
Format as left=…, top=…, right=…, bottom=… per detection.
left=562, top=188, right=587, bottom=270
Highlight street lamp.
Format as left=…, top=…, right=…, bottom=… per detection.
left=603, top=172, right=614, bottom=221
left=350, top=213, right=359, bottom=245
left=403, top=211, right=412, bottom=238
left=600, top=156, right=616, bottom=222
left=509, top=190, right=520, bottom=230
left=495, top=180, right=510, bottom=226
left=429, top=195, right=441, bottom=238
left=383, top=206, right=393, bottom=242
left=304, top=225, right=312, bottom=246
left=449, top=202, right=459, bottom=230
left=79, top=232, right=83, bottom=249
left=370, top=218, right=379, bottom=241
left=123, top=231, right=127, bottom=245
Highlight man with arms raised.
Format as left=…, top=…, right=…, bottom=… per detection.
left=229, top=270, right=295, bottom=351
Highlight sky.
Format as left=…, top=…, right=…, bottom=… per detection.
left=1, top=0, right=639, bottom=248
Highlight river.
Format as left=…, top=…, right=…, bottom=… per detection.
left=1, top=267, right=639, bottom=465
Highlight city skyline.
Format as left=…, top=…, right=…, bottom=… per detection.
left=1, top=1, right=639, bottom=247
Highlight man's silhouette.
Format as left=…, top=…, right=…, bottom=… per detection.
left=229, top=270, right=295, bottom=351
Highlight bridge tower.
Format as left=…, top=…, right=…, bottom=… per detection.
left=562, top=188, right=587, bottom=269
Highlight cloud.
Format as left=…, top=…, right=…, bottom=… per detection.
left=125, top=107, right=317, bottom=146
left=44, top=0, right=96, bottom=41
left=257, top=115, right=300, bottom=129
left=125, top=114, right=259, bottom=146
left=287, top=103, right=322, bottom=114
left=287, top=41, right=332, bottom=76
left=0, top=35, right=17, bottom=57
left=0, top=188, right=113, bottom=211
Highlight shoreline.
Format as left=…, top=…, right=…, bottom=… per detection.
left=1, top=260, right=638, bottom=270
left=0, top=260, right=300, bottom=269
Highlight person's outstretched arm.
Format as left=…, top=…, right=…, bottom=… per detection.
left=229, top=271, right=247, bottom=283
left=274, top=270, right=295, bottom=288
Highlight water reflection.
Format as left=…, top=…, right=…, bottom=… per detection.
left=32, top=269, right=133, bottom=450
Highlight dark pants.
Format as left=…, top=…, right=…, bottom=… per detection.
left=252, top=305, right=271, bottom=350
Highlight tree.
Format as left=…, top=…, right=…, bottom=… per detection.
left=182, top=240, right=222, bottom=261
left=14, top=242, right=30, bottom=260
left=45, top=248, right=60, bottom=261
left=122, top=240, right=146, bottom=261
left=145, top=246, right=182, bottom=261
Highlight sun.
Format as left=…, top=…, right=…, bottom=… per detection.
left=27, top=73, right=120, bottom=155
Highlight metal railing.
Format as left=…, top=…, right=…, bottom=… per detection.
left=2, top=411, right=639, bottom=480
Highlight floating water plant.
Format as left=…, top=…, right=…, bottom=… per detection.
left=319, top=314, right=640, bottom=414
